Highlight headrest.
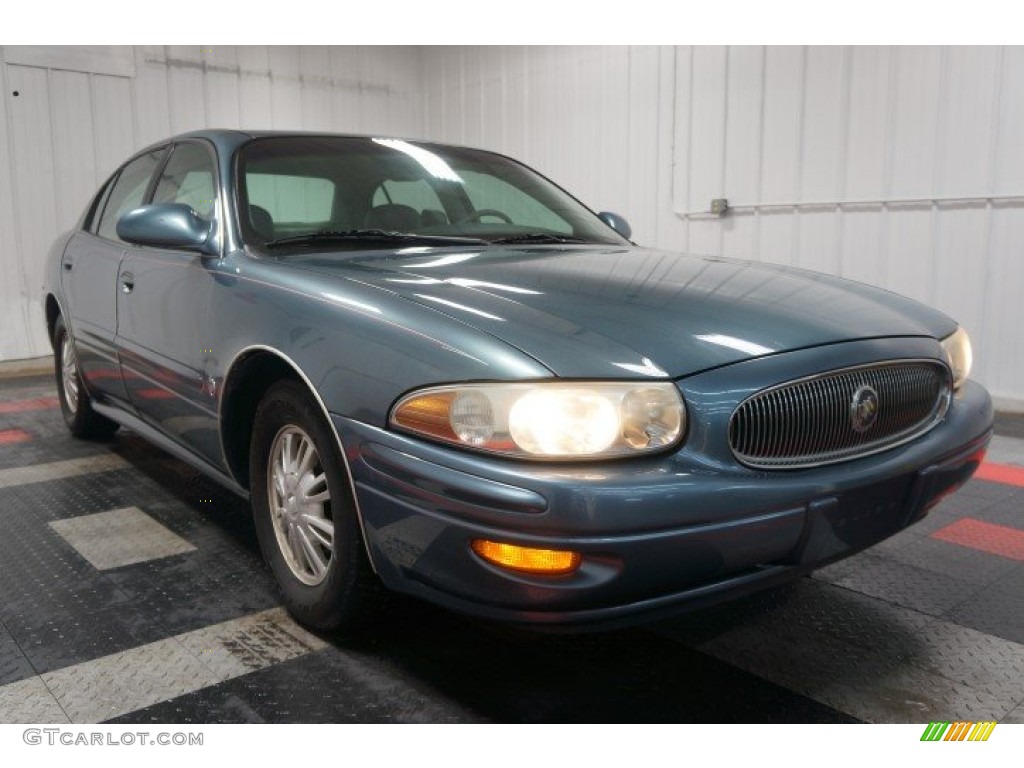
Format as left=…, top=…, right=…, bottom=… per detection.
left=249, top=205, right=275, bottom=240
left=364, top=203, right=419, bottom=233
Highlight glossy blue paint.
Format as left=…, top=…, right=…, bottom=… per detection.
left=117, top=203, right=217, bottom=255
left=40, top=130, right=994, bottom=629
left=597, top=211, right=632, bottom=240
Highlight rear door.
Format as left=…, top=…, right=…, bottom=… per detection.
left=62, top=148, right=166, bottom=408
left=115, top=140, right=223, bottom=465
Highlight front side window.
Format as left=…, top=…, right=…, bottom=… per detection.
left=96, top=149, right=166, bottom=242
left=237, top=136, right=627, bottom=252
left=152, top=142, right=218, bottom=219
left=84, top=174, right=116, bottom=233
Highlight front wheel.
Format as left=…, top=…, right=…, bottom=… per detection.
left=249, top=380, right=382, bottom=631
left=53, top=315, right=119, bottom=439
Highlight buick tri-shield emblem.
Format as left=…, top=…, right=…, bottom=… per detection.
left=850, top=384, right=880, bottom=432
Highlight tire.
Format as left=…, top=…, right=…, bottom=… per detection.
left=53, top=315, right=119, bottom=439
left=249, top=379, right=382, bottom=631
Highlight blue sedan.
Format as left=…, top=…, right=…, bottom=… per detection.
left=42, top=131, right=993, bottom=630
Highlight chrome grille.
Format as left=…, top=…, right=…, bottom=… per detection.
left=729, top=360, right=951, bottom=469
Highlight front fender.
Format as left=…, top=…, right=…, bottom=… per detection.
left=209, top=252, right=553, bottom=426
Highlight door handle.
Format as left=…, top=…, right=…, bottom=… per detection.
left=63, top=261, right=73, bottom=271
left=119, top=272, right=135, bottom=294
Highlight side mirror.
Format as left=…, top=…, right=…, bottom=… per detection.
left=117, top=203, right=217, bottom=256
left=597, top=211, right=632, bottom=241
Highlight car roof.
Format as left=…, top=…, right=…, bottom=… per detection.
left=137, top=129, right=482, bottom=157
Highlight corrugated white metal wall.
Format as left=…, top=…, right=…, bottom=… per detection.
left=0, top=45, right=424, bottom=361
left=2, top=45, right=1021, bottom=407
left=419, top=46, right=1024, bottom=408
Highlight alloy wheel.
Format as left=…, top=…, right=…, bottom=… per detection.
left=61, top=335, right=80, bottom=413
left=266, top=424, right=334, bottom=585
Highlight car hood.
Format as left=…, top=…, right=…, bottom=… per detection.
left=285, top=245, right=957, bottom=379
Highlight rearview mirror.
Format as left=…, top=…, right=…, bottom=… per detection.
left=597, top=211, right=632, bottom=241
left=117, top=203, right=217, bottom=255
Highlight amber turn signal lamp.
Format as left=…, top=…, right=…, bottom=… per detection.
left=391, top=391, right=459, bottom=442
left=471, top=539, right=582, bottom=575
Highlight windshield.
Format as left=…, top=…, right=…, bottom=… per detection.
left=236, top=136, right=629, bottom=252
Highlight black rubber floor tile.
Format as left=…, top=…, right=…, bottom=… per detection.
left=990, top=563, right=1024, bottom=594
left=359, top=600, right=857, bottom=724
left=0, top=511, right=170, bottom=676
left=669, top=577, right=1024, bottom=710
left=974, top=492, right=1024, bottom=529
left=0, top=374, right=55, bottom=392
left=869, top=527, right=925, bottom=555
left=0, top=435, right=111, bottom=471
left=0, top=479, right=200, bottom=674
left=0, top=411, right=75, bottom=442
left=945, top=479, right=1022, bottom=514
left=944, top=584, right=1024, bottom=646
left=908, top=485, right=1019, bottom=533
left=103, top=551, right=280, bottom=636
left=87, top=472, right=282, bottom=636
left=113, top=603, right=858, bottom=724
left=820, top=552, right=986, bottom=617
left=110, top=647, right=478, bottom=724
left=882, top=535, right=1022, bottom=586
left=0, top=620, right=35, bottom=687
left=994, top=412, right=1024, bottom=440
left=139, top=494, right=258, bottom=556
left=811, top=552, right=871, bottom=584
left=0, top=471, right=145, bottom=525
left=3, top=601, right=174, bottom=676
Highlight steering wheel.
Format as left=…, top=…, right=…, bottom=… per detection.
left=457, top=208, right=513, bottom=224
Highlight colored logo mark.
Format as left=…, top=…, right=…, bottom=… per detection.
left=920, top=721, right=996, bottom=741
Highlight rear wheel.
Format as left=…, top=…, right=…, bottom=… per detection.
left=249, top=380, right=382, bottom=631
left=53, top=315, right=119, bottom=439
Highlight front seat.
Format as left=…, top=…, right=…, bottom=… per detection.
left=364, top=204, right=419, bottom=232
left=249, top=205, right=275, bottom=241
left=420, top=208, right=448, bottom=227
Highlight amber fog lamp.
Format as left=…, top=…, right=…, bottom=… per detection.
left=472, top=540, right=582, bottom=575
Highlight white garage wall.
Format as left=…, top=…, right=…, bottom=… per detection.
left=0, top=45, right=425, bottom=362
left=418, top=46, right=1024, bottom=409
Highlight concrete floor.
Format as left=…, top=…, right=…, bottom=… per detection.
left=0, top=372, right=1022, bottom=723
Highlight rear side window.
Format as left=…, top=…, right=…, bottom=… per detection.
left=152, top=142, right=217, bottom=219
left=97, top=149, right=165, bottom=242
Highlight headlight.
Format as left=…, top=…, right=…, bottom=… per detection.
left=940, top=327, right=973, bottom=390
left=390, top=382, right=686, bottom=459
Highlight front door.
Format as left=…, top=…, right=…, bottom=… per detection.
left=115, top=141, right=223, bottom=465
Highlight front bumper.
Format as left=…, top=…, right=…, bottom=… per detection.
left=333, top=372, right=993, bottom=630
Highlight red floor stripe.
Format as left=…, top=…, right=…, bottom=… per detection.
left=975, top=462, right=1024, bottom=488
left=931, top=517, right=1024, bottom=561
left=0, top=396, right=60, bottom=414
left=0, top=428, right=33, bottom=444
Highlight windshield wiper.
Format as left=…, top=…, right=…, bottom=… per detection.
left=490, top=233, right=589, bottom=245
left=262, top=229, right=489, bottom=248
